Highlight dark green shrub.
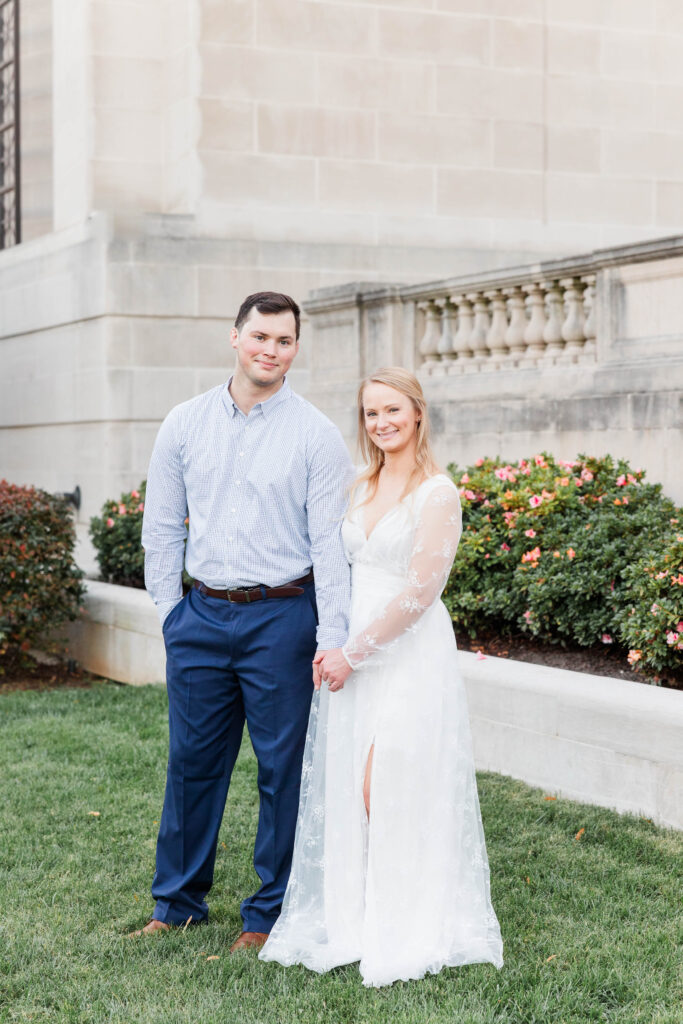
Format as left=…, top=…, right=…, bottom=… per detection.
left=89, top=483, right=147, bottom=588
left=0, top=480, right=85, bottom=668
left=616, top=531, right=683, bottom=677
left=444, top=454, right=682, bottom=682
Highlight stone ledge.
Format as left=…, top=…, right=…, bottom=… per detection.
left=65, top=581, right=682, bottom=829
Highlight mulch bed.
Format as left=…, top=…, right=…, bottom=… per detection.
left=0, top=658, right=101, bottom=695
left=457, top=631, right=682, bottom=690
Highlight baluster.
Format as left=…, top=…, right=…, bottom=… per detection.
left=559, top=277, right=586, bottom=363
left=581, top=275, right=597, bottom=362
left=449, top=293, right=473, bottom=374
left=543, top=281, right=565, bottom=361
left=467, top=291, right=490, bottom=371
left=523, top=282, right=547, bottom=363
left=435, top=298, right=457, bottom=372
left=504, top=286, right=527, bottom=365
left=485, top=289, right=509, bottom=369
left=417, top=300, right=442, bottom=373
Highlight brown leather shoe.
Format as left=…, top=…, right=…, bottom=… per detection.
left=229, top=930, right=269, bottom=953
left=128, top=918, right=172, bottom=938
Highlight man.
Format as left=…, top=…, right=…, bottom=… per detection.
left=134, top=292, right=353, bottom=950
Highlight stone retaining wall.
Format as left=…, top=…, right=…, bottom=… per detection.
left=65, top=580, right=683, bottom=830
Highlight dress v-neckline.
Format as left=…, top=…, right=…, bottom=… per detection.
left=361, top=502, right=401, bottom=543
left=357, top=473, right=449, bottom=542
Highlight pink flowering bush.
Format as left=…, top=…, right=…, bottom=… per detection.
left=443, top=454, right=682, bottom=683
left=0, top=480, right=85, bottom=669
left=616, top=532, right=683, bottom=678
left=89, top=483, right=147, bottom=587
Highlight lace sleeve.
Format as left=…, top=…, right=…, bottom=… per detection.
left=343, top=483, right=461, bottom=669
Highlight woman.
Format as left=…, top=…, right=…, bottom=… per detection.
left=260, top=368, right=503, bottom=987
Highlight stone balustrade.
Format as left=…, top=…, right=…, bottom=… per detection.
left=303, top=235, right=683, bottom=504
left=416, top=275, right=597, bottom=375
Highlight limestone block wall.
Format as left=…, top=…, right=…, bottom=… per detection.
left=192, top=0, right=683, bottom=257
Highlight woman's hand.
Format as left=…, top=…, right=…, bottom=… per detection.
left=312, top=648, right=352, bottom=692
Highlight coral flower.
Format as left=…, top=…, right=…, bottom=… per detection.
left=106, top=517, right=114, bottom=528
left=131, top=490, right=140, bottom=499
left=525, top=529, right=536, bottom=538
left=460, top=473, right=470, bottom=484
left=627, top=649, right=642, bottom=665
left=566, top=548, right=576, bottom=559
left=475, top=458, right=484, bottom=467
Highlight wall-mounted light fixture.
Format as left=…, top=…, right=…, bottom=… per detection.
left=55, top=486, right=81, bottom=510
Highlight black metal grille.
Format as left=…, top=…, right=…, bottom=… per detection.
left=0, top=0, right=19, bottom=249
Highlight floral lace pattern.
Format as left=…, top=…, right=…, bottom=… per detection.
left=260, top=474, right=503, bottom=987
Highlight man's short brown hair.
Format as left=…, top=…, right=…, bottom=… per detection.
left=235, top=292, right=301, bottom=340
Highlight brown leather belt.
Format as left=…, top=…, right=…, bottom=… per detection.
left=194, top=570, right=314, bottom=603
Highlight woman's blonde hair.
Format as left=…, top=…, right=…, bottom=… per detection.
left=351, top=367, right=441, bottom=508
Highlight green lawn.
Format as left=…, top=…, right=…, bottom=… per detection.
left=0, top=682, right=680, bottom=1024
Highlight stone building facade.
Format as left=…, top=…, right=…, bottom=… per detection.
left=2, top=0, right=683, bottom=564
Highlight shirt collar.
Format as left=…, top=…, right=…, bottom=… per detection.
left=223, top=376, right=292, bottom=419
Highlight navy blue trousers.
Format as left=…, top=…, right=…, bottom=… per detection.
left=151, top=582, right=317, bottom=931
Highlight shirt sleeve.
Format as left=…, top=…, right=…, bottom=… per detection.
left=306, top=423, right=355, bottom=649
left=141, top=409, right=188, bottom=625
left=342, top=483, right=461, bottom=668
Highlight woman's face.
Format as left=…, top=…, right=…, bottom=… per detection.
left=362, top=382, right=420, bottom=456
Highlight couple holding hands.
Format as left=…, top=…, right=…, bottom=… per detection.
left=137, top=291, right=503, bottom=988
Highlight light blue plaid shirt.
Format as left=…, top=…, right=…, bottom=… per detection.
left=142, top=378, right=354, bottom=648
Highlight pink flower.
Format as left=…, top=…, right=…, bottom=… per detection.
left=460, top=473, right=470, bottom=484
left=503, top=510, right=517, bottom=525
left=558, top=477, right=570, bottom=487
left=495, top=465, right=517, bottom=482
left=574, top=477, right=583, bottom=487
left=566, top=548, right=576, bottom=560
left=106, top=517, right=114, bottom=528
left=650, top=603, right=660, bottom=615
left=131, top=490, right=140, bottom=499
left=501, top=542, right=510, bottom=552
left=523, top=610, right=532, bottom=622
left=601, top=634, right=613, bottom=644
left=677, top=622, right=683, bottom=633
left=475, top=457, right=484, bottom=467
left=461, top=489, right=476, bottom=501
left=522, top=546, right=541, bottom=566
left=666, top=631, right=678, bottom=646
left=534, top=455, right=547, bottom=468
left=616, top=474, right=626, bottom=487
left=476, top=651, right=487, bottom=661
left=580, top=468, right=594, bottom=482
left=118, top=504, right=127, bottom=515
left=627, top=649, right=642, bottom=666
left=525, top=529, right=536, bottom=538
left=529, top=495, right=542, bottom=508
left=137, top=502, right=144, bottom=512
left=655, top=571, right=667, bottom=580
left=627, top=474, right=638, bottom=485
left=622, top=496, right=629, bottom=505
left=484, top=553, right=490, bottom=559
left=558, top=459, right=576, bottom=469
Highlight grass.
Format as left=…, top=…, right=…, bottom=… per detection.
left=0, top=681, right=681, bottom=1024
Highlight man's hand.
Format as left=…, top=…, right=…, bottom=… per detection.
left=314, top=648, right=352, bottom=692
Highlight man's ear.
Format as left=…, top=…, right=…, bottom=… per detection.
left=230, top=327, right=239, bottom=350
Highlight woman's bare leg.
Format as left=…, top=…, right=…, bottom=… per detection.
left=363, top=744, right=374, bottom=818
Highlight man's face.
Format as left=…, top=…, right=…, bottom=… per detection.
left=230, top=307, right=299, bottom=389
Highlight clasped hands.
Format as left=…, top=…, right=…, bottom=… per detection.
left=313, top=648, right=352, bottom=692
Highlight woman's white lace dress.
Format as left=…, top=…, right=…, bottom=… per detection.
left=260, top=474, right=503, bottom=987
